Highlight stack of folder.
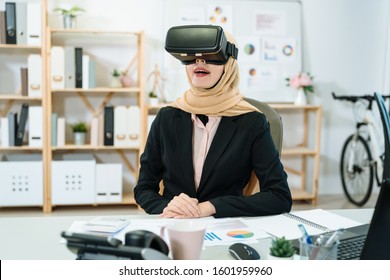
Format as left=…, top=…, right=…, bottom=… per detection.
left=51, top=105, right=140, bottom=148
left=0, top=2, right=41, bottom=45
left=0, top=104, right=42, bottom=147
left=50, top=46, right=96, bottom=89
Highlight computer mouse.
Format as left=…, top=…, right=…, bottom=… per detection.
left=229, top=243, right=261, bottom=260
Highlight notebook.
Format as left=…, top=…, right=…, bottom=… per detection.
left=249, top=209, right=363, bottom=240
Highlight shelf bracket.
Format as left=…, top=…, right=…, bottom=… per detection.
left=76, top=91, right=115, bottom=117
left=0, top=99, right=15, bottom=117
left=116, top=149, right=137, bottom=177
left=95, top=92, right=115, bottom=117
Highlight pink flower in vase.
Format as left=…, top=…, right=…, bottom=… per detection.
left=286, top=72, right=314, bottom=95
left=120, top=73, right=132, bottom=87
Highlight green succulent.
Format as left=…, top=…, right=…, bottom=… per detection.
left=149, top=91, right=158, bottom=98
left=112, top=69, right=121, bottom=77
left=72, top=122, right=88, bottom=133
left=53, top=6, right=85, bottom=18
left=269, top=236, right=295, bottom=258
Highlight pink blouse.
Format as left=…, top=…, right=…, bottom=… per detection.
left=191, top=114, right=222, bottom=190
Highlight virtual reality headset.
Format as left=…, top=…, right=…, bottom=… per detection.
left=165, top=25, right=239, bottom=65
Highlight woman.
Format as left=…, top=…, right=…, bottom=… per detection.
left=134, top=25, right=292, bottom=218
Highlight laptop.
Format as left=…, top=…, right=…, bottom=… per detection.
left=292, top=181, right=390, bottom=260
left=319, top=177, right=390, bottom=260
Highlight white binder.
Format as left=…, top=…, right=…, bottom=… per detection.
left=57, top=117, right=66, bottom=147
left=114, top=106, right=128, bottom=147
left=95, top=164, right=123, bottom=203
left=26, top=2, right=41, bottom=46
left=147, top=115, right=156, bottom=135
left=27, top=54, right=42, bottom=97
left=90, top=117, right=99, bottom=147
left=82, top=54, right=90, bottom=89
left=50, top=46, right=65, bottom=89
left=16, top=2, right=27, bottom=45
left=98, top=114, right=104, bottom=146
left=28, top=106, right=43, bottom=147
left=64, top=47, right=75, bottom=88
left=0, top=117, right=9, bottom=147
left=127, top=106, right=140, bottom=147
left=51, top=46, right=65, bottom=89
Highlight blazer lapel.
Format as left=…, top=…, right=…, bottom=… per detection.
left=174, top=111, right=197, bottom=196
left=199, top=116, right=238, bottom=188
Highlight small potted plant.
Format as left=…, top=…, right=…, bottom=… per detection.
left=110, top=69, right=122, bottom=88
left=72, top=121, right=87, bottom=145
left=148, top=91, right=159, bottom=106
left=268, top=236, right=295, bottom=260
left=53, top=6, right=85, bottom=29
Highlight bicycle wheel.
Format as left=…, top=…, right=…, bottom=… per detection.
left=340, top=134, right=373, bottom=206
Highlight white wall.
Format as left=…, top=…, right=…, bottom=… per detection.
left=49, top=0, right=390, bottom=194
left=301, top=0, right=390, bottom=194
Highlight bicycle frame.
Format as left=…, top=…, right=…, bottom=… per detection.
left=347, top=106, right=384, bottom=184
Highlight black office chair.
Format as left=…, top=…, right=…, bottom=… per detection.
left=243, top=97, right=283, bottom=195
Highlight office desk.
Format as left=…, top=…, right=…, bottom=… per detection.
left=0, top=209, right=373, bottom=260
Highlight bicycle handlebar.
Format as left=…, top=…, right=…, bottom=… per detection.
left=332, top=92, right=390, bottom=103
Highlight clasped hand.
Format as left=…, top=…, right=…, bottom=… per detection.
left=160, top=193, right=215, bottom=218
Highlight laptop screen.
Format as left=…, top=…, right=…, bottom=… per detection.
left=360, top=182, right=390, bottom=259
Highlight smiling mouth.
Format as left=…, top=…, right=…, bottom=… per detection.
left=194, top=68, right=210, bottom=75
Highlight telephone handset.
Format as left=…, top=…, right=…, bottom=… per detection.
left=61, top=230, right=170, bottom=260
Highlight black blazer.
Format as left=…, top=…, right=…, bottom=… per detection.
left=134, top=106, right=292, bottom=218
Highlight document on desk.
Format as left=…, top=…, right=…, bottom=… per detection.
left=244, top=209, right=363, bottom=240
left=63, top=217, right=270, bottom=247
left=202, top=218, right=270, bottom=246
left=82, top=216, right=130, bottom=233
left=114, top=217, right=270, bottom=246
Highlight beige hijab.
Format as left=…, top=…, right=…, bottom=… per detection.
left=171, top=32, right=259, bottom=116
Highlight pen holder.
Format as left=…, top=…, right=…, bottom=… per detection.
left=299, top=240, right=339, bottom=260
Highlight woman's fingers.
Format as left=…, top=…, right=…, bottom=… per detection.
left=161, top=193, right=200, bottom=217
left=174, top=193, right=200, bottom=217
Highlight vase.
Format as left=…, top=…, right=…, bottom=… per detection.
left=110, top=77, right=122, bottom=88
left=149, top=97, right=159, bottom=106
left=73, top=132, right=86, bottom=145
left=63, top=15, right=76, bottom=29
left=294, top=88, right=307, bottom=105
left=120, top=74, right=132, bottom=87
left=267, top=253, right=294, bottom=260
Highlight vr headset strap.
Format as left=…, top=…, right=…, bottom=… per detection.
left=227, top=42, right=238, bottom=60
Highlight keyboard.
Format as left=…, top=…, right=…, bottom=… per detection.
left=337, top=236, right=366, bottom=260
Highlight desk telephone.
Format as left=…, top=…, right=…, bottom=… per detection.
left=61, top=230, right=170, bottom=260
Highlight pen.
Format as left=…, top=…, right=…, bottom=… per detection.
left=314, top=235, right=325, bottom=246
left=323, top=228, right=345, bottom=247
left=298, top=224, right=312, bottom=244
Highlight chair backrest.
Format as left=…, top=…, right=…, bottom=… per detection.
left=244, top=97, right=283, bottom=155
left=243, top=98, right=283, bottom=196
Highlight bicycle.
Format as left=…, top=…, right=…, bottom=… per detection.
left=332, top=92, right=390, bottom=206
